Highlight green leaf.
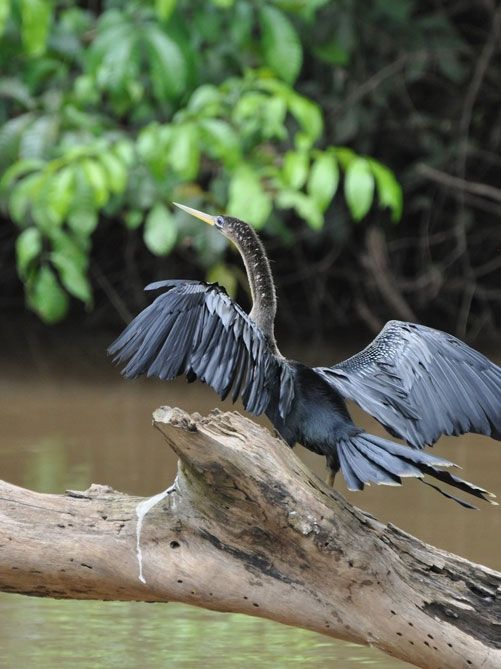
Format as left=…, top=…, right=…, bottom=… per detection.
left=207, top=262, right=237, bottom=298
left=48, top=228, right=88, bottom=271
left=199, top=119, right=241, bottom=167
left=188, top=84, right=221, bottom=114
left=0, top=158, right=45, bottom=190
left=0, top=0, right=10, bottom=37
left=144, top=203, right=178, bottom=255
left=262, top=97, right=287, bottom=140
left=276, top=190, right=323, bottom=230
left=68, top=168, right=98, bottom=235
left=96, top=33, right=135, bottom=92
left=155, top=0, right=176, bottom=21
left=231, top=1, right=253, bottom=45
left=227, top=166, right=272, bottom=229
left=48, top=167, right=75, bottom=223
left=369, top=160, right=403, bottom=222
left=282, top=150, right=309, bottom=189
left=68, top=209, right=98, bottom=236
left=259, top=5, right=303, bottom=84
left=16, top=227, right=42, bottom=278
left=99, top=152, right=128, bottom=194
left=333, top=146, right=356, bottom=169
left=31, top=174, right=64, bottom=231
left=113, top=139, right=135, bottom=166
left=144, top=25, right=187, bottom=101
left=0, top=78, right=35, bottom=109
left=74, top=75, right=100, bottom=105
left=137, top=125, right=160, bottom=162
left=51, top=252, right=92, bottom=305
left=91, top=15, right=135, bottom=91
left=138, top=125, right=171, bottom=180
left=81, top=159, right=109, bottom=207
left=125, top=210, right=143, bottom=230
left=28, top=266, right=69, bottom=323
left=20, top=0, right=52, bottom=56
left=19, top=116, right=58, bottom=160
left=168, top=123, right=200, bottom=179
left=0, top=113, right=35, bottom=173
left=307, top=152, right=339, bottom=212
left=233, top=92, right=269, bottom=129
left=344, top=158, right=375, bottom=221
left=9, top=173, right=44, bottom=225
left=288, top=94, right=323, bottom=145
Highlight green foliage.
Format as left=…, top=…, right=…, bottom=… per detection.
left=308, top=152, right=339, bottom=213
left=144, top=203, right=178, bottom=255
left=0, top=0, right=10, bottom=36
left=228, top=165, right=272, bottom=229
left=28, top=265, right=69, bottom=324
left=0, top=0, right=407, bottom=323
left=16, top=227, right=41, bottom=278
left=344, top=158, right=375, bottom=222
left=20, top=0, right=52, bottom=56
left=259, top=5, right=303, bottom=84
left=369, top=160, right=403, bottom=224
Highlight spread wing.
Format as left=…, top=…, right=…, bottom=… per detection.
left=314, top=320, right=501, bottom=449
left=108, top=280, right=294, bottom=418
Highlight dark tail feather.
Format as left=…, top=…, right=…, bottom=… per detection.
left=336, top=432, right=497, bottom=508
left=420, top=480, right=478, bottom=510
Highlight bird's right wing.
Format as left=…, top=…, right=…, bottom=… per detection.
left=314, top=320, right=501, bottom=449
left=108, top=280, right=295, bottom=418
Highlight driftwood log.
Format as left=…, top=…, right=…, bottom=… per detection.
left=0, top=407, right=500, bottom=669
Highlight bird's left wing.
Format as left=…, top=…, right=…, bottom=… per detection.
left=314, top=320, right=501, bottom=449
left=108, top=280, right=294, bottom=418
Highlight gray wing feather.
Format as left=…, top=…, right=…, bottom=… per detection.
left=109, top=280, right=294, bottom=418
left=314, top=320, right=501, bottom=448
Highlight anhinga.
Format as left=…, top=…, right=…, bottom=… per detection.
left=109, top=203, right=501, bottom=508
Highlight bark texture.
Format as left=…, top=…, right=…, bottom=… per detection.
left=0, top=407, right=500, bottom=669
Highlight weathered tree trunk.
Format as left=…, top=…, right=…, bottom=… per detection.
left=0, top=407, right=499, bottom=669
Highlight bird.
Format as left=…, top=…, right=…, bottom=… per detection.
left=109, top=202, right=501, bottom=509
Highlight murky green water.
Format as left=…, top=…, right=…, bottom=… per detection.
left=1, top=342, right=500, bottom=668
left=0, top=598, right=403, bottom=668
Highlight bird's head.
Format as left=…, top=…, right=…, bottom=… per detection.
left=173, top=202, right=250, bottom=246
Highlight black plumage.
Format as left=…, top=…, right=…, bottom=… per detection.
left=109, top=204, right=501, bottom=508
left=314, top=321, right=501, bottom=449
left=110, top=279, right=293, bottom=417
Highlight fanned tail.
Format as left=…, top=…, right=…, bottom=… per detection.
left=336, top=432, right=497, bottom=509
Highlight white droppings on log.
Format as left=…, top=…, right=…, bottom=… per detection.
left=135, top=485, right=175, bottom=584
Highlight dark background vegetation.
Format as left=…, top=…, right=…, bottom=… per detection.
left=1, top=0, right=501, bottom=349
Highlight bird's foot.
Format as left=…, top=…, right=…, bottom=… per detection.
left=326, top=471, right=336, bottom=488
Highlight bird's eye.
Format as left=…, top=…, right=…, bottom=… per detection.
left=215, top=216, right=224, bottom=229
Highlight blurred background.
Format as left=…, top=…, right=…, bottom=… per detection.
left=1, top=1, right=501, bottom=668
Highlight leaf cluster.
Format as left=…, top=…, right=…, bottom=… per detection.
left=0, top=0, right=400, bottom=323
left=1, top=0, right=499, bottom=341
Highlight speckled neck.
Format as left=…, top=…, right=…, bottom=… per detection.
left=232, top=222, right=278, bottom=350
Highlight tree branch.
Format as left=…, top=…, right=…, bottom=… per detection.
left=0, top=407, right=500, bottom=669
left=418, top=163, right=501, bottom=204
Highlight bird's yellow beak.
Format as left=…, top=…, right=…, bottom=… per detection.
left=172, top=202, right=216, bottom=226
